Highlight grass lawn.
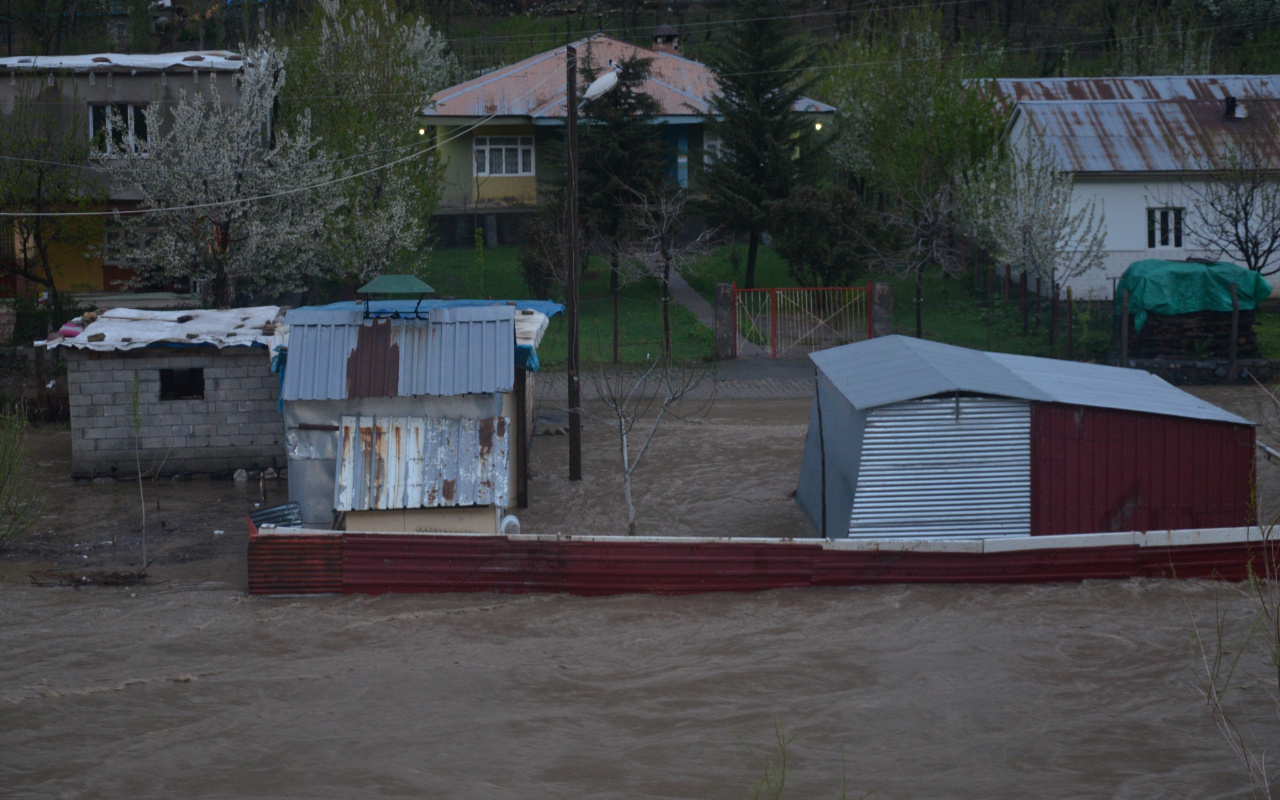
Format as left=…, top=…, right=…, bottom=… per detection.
left=683, top=244, right=1116, bottom=361
left=423, top=245, right=713, bottom=368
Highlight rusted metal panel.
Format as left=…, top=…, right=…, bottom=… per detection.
left=1137, top=541, right=1279, bottom=581
left=1030, top=404, right=1255, bottom=536
left=1016, top=98, right=1280, bottom=174
left=282, top=305, right=516, bottom=400
left=335, top=416, right=511, bottom=511
left=346, top=320, right=399, bottom=398
left=247, top=534, right=343, bottom=594
left=341, top=534, right=822, bottom=595
left=992, top=76, right=1280, bottom=103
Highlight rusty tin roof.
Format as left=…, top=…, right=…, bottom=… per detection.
left=426, top=34, right=834, bottom=121
left=282, top=304, right=516, bottom=401
left=1013, top=97, right=1280, bottom=173
left=990, top=75, right=1280, bottom=103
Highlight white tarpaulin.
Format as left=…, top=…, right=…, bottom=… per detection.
left=44, top=306, right=282, bottom=352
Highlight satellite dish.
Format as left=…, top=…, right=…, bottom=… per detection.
left=583, top=63, right=620, bottom=101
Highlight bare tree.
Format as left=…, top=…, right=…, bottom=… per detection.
left=617, top=183, right=718, bottom=360
left=1187, top=134, right=1280, bottom=276
left=584, top=359, right=714, bottom=536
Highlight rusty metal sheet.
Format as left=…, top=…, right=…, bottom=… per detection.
left=335, top=416, right=510, bottom=511
left=346, top=320, right=399, bottom=398
left=247, top=534, right=343, bottom=595
left=1015, top=98, right=1280, bottom=173
left=991, top=76, right=1280, bottom=103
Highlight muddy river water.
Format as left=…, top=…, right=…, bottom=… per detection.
left=3, top=396, right=1279, bottom=798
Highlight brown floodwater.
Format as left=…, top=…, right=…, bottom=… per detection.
left=2, top=394, right=1279, bottom=798
left=2, top=580, right=1275, bottom=799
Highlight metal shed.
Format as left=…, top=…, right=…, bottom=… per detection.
left=797, top=336, right=1256, bottom=539
left=280, top=300, right=559, bottom=528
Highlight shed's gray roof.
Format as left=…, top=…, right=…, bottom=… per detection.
left=282, top=305, right=515, bottom=400
left=810, top=336, right=1251, bottom=425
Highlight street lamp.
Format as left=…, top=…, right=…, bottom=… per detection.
left=565, top=45, right=620, bottom=481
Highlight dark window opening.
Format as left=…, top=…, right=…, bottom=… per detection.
left=1147, top=207, right=1184, bottom=248
left=160, top=368, right=204, bottom=400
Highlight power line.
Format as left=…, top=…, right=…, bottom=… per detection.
left=0, top=69, right=560, bottom=218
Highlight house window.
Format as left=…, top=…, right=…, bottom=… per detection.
left=1147, top=207, right=1183, bottom=248
left=472, top=136, right=534, bottom=176
left=159, top=368, right=204, bottom=400
left=90, top=103, right=148, bottom=155
left=703, top=131, right=722, bottom=164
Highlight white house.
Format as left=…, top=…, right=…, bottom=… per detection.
left=994, top=76, right=1280, bottom=299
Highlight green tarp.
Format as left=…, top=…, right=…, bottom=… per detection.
left=1115, top=259, right=1273, bottom=331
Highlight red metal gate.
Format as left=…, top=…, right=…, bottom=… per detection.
left=734, top=284, right=871, bottom=358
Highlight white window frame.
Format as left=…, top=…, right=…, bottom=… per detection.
left=89, top=102, right=149, bottom=156
left=1147, top=207, right=1184, bottom=249
left=472, top=136, right=535, bottom=177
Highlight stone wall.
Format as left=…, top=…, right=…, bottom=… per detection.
left=66, top=346, right=283, bottom=478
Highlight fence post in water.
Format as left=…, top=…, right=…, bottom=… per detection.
left=1066, top=287, right=1074, bottom=360
left=1230, top=283, right=1240, bottom=382
left=1120, top=290, right=1130, bottom=365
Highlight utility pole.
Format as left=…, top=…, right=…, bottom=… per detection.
left=566, top=44, right=582, bottom=481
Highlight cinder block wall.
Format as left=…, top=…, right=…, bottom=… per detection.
left=66, top=347, right=284, bottom=477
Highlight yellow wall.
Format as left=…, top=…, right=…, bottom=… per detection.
left=13, top=216, right=107, bottom=295
left=436, top=123, right=540, bottom=210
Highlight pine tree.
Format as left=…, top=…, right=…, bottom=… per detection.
left=699, top=0, right=822, bottom=289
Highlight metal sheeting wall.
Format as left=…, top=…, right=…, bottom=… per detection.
left=335, top=416, right=511, bottom=512
left=1030, top=404, right=1256, bottom=535
left=850, top=396, right=1031, bottom=538
left=796, top=374, right=866, bottom=538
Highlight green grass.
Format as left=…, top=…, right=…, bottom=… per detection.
left=422, top=245, right=714, bottom=367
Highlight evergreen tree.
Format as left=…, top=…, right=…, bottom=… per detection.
left=699, top=0, right=822, bottom=289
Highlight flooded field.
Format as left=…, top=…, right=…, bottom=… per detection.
left=2, top=392, right=1279, bottom=798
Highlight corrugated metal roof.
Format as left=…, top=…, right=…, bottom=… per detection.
left=45, top=306, right=281, bottom=351
left=426, top=34, right=834, bottom=120
left=282, top=305, right=516, bottom=400
left=990, top=75, right=1280, bottom=103
left=1013, top=98, right=1280, bottom=173
left=334, top=415, right=510, bottom=511
left=810, top=335, right=1251, bottom=425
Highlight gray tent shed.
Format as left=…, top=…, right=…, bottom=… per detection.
left=797, top=336, right=1254, bottom=540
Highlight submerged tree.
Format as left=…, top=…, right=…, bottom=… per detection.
left=101, top=44, right=342, bottom=305
left=283, top=0, right=459, bottom=284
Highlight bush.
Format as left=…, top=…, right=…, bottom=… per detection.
left=12, top=294, right=90, bottom=345
left=0, top=407, right=41, bottom=549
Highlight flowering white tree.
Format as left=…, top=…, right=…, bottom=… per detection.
left=961, top=136, right=1107, bottom=285
left=102, top=44, right=341, bottom=305
left=285, top=0, right=460, bottom=283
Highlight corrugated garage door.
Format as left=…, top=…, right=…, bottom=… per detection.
left=850, top=396, right=1030, bottom=538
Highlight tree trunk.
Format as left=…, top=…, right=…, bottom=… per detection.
left=661, top=255, right=672, bottom=362
left=914, top=268, right=923, bottom=339
left=610, top=250, right=620, bottom=364
left=745, top=227, right=760, bottom=289
left=31, top=227, right=59, bottom=304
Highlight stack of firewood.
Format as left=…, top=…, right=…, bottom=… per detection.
left=1130, top=311, right=1258, bottom=358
